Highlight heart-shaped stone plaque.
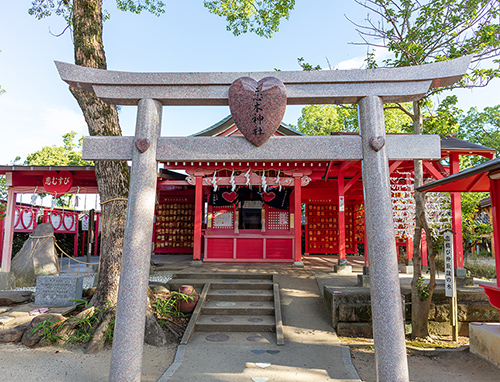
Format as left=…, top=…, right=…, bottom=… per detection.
left=369, top=136, right=385, bottom=152
left=135, top=138, right=150, bottom=153
left=255, top=362, right=271, bottom=369
left=229, top=77, right=287, bottom=147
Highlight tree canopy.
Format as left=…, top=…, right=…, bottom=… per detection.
left=24, top=131, right=91, bottom=166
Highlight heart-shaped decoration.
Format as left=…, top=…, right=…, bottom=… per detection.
left=49, top=212, right=63, bottom=231
left=255, top=363, right=271, bottom=369
left=222, top=191, right=238, bottom=203
left=266, top=350, right=280, bottom=355
left=251, top=378, right=269, bottom=382
left=135, top=138, right=150, bottom=153
left=262, top=191, right=276, bottom=202
left=229, top=76, right=287, bottom=147
left=369, top=136, right=385, bottom=152
left=43, top=171, right=73, bottom=196
left=63, top=213, right=76, bottom=231
left=251, top=350, right=266, bottom=354
left=20, top=208, right=35, bottom=230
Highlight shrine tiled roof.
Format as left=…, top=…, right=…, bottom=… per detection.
left=191, top=115, right=304, bottom=137
left=440, top=136, right=495, bottom=156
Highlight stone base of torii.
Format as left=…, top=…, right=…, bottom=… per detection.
left=55, top=56, right=471, bottom=382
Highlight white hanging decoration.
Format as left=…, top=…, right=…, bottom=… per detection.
left=30, top=187, right=38, bottom=206
left=212, top=171, right=219, bottom=191
left=425, top=191, right=452, bottom=239
left=51, top=194, right=57, bottom=210
left=244, top=169, right=251, bottom=187
left=276, top=171, right=282, bottom=191
left=74, top=186, right=80, bottom=209
left=230, top=170, right=236, bottom=192
left=390, top=171, right=415, bottom=239
left=84, top=194, right=88, bottom=211
left=261, top=171, right=267, bottom=192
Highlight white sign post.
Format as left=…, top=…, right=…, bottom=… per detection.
left=444, top=230, right=458, bottom=341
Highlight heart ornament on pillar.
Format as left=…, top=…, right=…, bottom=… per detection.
left=369, top=136, right=385, bottom=152
left=135, top=138, right=150, bottom=153
left=229, top=77, right=287, bottom=147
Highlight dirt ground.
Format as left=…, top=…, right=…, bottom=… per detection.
left=0, top=342, right=176, bottom=382
left=350, top=346, right=500, bottom=382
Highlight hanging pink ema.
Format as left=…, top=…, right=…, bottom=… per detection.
left=43, top=171, right=74, bottom=196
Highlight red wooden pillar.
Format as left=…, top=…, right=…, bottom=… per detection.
left=449, top=153, right=464, bottom=269
left=489, top=178, right=500, bottom=287
left=421, top=230, right=428, bottom=267
left=406, top=237, right=414, bottom=262
left=293, top=175, right=302, bottom=265
left=1, top=188, right=17, bottom=272
left=94, top=213, right=100, bottom=256
left=338, top=172, right=347, bottom=266
left=193, top=175, right=203, bottom=262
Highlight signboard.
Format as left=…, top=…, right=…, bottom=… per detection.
left=82, top=215, right=90, bottom=231
left=339, top=196, right=345, bottom=212
left=43, top=170, right=73, bottom=196
left=444, top=230, right=455, bottom=298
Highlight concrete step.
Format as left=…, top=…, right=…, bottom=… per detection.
left=196, top=314, right=275, bottom=332
left=206, top=289, right=274, bottom=301
left=202, top=300, right=275, bottom=315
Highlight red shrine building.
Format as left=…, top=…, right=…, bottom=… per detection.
left=0, top=116, right=495, bottom=272
left=153, top=116, right=495, bottom=269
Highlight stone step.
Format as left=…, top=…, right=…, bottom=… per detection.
left=168, top=279, right=273, bottom=291
left=210, top=281, right=273, bottom=290
left=206, top=289, right=274, bottom=301
left=170, top=273, right=274, bottom=281
left=195, top=314, right=275, bottom=332
left=201, top=300, right=275, bottom=315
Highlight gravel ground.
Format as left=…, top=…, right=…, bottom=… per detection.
left=350, top=346, right=500, bottom=382
left=0, top=343, right=176, bottom=382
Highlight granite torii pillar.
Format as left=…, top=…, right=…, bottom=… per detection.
left=55, top=56, right=471, bottom=382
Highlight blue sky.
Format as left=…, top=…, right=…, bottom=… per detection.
left=1, top=1, right=499, bottom=165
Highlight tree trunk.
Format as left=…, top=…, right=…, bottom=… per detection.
left=71, top=0, right=129, bottom=309
left=411, top=101, right=437, bottom=339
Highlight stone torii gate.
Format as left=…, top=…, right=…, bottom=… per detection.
left=56, top=56, right=470, bottom=382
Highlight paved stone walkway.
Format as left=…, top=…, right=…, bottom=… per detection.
left=158, top=266, right=361, bottom=382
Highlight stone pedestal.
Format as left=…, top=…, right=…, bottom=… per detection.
left=334, top=265, right=352, bottom=274
left=190, top=260, right=203, bottom=267
left=0, top=272, right=15, bottom=291
left=398, top=264, right=414, bottom=274
left=357, top=274, right=370, bottom=288
left=470, top=323, right=500, bottom=367
left=293, top=261, right=304, bottom=268
left=456, top=268, right=467, bottom=277
left=456, top=276, right=474, bottom=287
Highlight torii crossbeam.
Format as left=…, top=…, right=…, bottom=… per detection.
left=56, top=56, right=471, bottom=382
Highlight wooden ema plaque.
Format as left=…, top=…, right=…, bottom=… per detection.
left=154, top=197, right=195, bottom=253
left=305, top=203, right=361, bottom=254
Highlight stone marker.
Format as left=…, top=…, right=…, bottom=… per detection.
left=11, top=223, right=59, bottom=287
left=229, top=77, right=287, bottom=147
left=0, top=290, right=33, bottom=305
left=34, top=275, right=83, bottom=306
